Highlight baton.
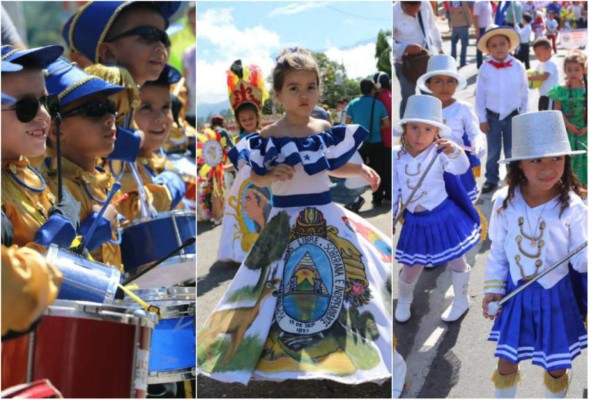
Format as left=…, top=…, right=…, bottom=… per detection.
left=487, top=241, right=588, bottom=316
left=393, top=150, right=441, bottom=227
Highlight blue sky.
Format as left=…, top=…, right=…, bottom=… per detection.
left=197, top=1, right=391, bottom=107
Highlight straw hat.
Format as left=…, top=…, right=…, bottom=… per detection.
left=477, top=25, right=520, bottom=54
left=393, top=95, right=451, bottom=136
left=500, top=111, right=586, bottom=164
left=417, top=55, right=467, bottom=94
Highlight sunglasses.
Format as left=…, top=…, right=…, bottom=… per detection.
left=1, top=95, right=58, bottom=123
left=61, top=100, right=118, bottom=119
left=105, top=25, right=171, bottom=48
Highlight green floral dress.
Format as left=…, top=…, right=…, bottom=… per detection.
left=548, top=85, right=587, bottom=185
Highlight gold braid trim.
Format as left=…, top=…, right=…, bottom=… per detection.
left=544, top=371, right=569, bottom=394
left=491, top=369, right=520, bottom=389
left=68, top=2, right=92, bottom=54
left=95, top=1, right=132, bottom=63
left=1, top=49, right=19, bottom=61
left=58, top=76, right=99, bottom=100
left=476, top=204, right=489, bottom=241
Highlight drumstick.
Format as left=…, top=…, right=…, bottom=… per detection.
left=122, top=237, right=196, bottom=286
left=116, top=283, right=160, bottom=315
left=78, top=182, right=121, bottom=253
left=111, top=193, right=130, bottom=207
left=487, top=241, right=588, bottom=316
left=172, top=77, right=185, bottom=97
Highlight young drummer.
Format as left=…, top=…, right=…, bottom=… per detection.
left=107, top=64, right=186, bottom=211
left=1, top=46, right=78, bottom=252
left=41, top=58, right=175, bottom=270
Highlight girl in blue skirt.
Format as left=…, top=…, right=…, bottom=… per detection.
left=482, top=111, right=587, bottom=398
left=393, top=95, right=481, bottom=323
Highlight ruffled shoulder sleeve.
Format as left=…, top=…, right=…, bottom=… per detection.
left=547, top=85, right=568, bottom=101
left=228, top=124, right=368, bottom=176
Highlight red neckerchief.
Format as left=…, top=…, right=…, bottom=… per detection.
left=488, top=59, right=513, bottom=69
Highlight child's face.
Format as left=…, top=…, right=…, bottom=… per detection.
left=404, top=122, right=439, bottom=154
left=135, top=85, right=173, bottom=154
left=564, top=61, right=585, bottom=81
left=1, top=70, right=51, bottom=160
left=425, top=75, right=458, bottom=104
left=520, top=156, right=565, bottom=192
left=534, top=46, right=552, bottom=62
left=57, top=94, right=118, bottom=161
left=237, top=109, right=259, bottom=134
left=100, top=7, right=169, bottom=85
left=275, top=70, right=319, bottom=119
left=487, top=35, right=511, bottom=61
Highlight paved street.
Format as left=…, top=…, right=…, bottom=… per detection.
left=197, top=197, right=392, bottom=397
left=392, top=18, right=587, bottom=399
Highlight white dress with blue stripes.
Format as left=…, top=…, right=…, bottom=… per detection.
left=198, top=125, right=392, bottom=384
left=484, top=187, right=587, bottom=371
left=393, top=144, right=481, bottom=267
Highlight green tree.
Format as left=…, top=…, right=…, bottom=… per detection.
left=375, top=30, right=392, bottom=76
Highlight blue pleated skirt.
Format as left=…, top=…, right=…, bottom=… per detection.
left=460, top=169, right=479, bottom=202
left=488, top=273, right=587, bottom=371
left=395, top=198, right=480, bottom=267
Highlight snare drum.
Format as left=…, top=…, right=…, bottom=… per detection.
left=29, top=301, right=156, bottom=398
left=119, top=287, right=195, bottom=384
left=121, top=211, right=196, bottom=288
left=46, top=245, right=121, bottom=303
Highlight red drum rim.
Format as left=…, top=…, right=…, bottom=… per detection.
left=45, top=300, right=157, bottom=329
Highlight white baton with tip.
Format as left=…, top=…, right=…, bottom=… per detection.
left=487, top=241, right=588, bottom=316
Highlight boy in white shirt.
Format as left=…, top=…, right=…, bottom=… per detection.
left=514, top=14, right=533, bottom=69
left=475, top=26, right=528, bottom=194
left=529, top=38, right=560, bottom=111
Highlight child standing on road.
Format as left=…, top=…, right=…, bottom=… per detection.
left=482, top=111, right=587, bottom=398
left=418, top=54, right=487, bottom=202
left=198, top=47, right=391, bottom=384
left=475, top=26, right=528, bottom=194
left=529, top=38, right=560, bottom=111
left=548, top=51, right=587, bottom=186
left=393, top=95, right=480, bottom=323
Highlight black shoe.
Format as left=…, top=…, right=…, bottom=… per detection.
left=481, top=182, right=498, bottom=194
left=345, top=197, right=365, bottom=214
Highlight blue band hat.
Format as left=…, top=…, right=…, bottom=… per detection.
left=1, top=45, right=64, bottom=69
left=1, top=59, right=23, bottom=72
left=61, top=12, right=76, bottom=50
left=66, top=1, right=181, bottom=64
left=144, top=64, right=181, bottom=86
left=45, top=57, right=125, bottom=107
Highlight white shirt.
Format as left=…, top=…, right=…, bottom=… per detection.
left=443, top=100, right=486, bottom=159
left=514, top=23, right=532, bottom=44
left=473, top=1, right=493, bottom=29
left=536, top=58, right=560, bottom=96
left=393, top=1, right=442, bottom=64
left=484, top=187, right=587, bottom=293
left=546, top=18, right=558, bottom=34
left=393, top=144, right=470, bottom=215
left=475, top=55, right=529, bottom=122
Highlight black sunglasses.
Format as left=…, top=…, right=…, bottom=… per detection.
left=1, top=95, right=58, bottom=123
left=61, top=100, right=118, bottom=119
left=105, top=25, right=171, bottom=48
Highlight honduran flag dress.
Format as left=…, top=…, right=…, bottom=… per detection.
left=216, top=161, right=273, bottom=263
left=393, top=144, right=481, bottom=267
left=484, top=186, right=587, bottom=371
left=197, top=125, right=392, bottom=384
